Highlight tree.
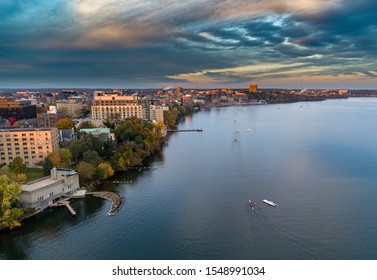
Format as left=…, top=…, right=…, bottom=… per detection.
left=164, top=111, right=176, bottom=128
left=75, top=162, right=95, bottom=182
left=97, top=162, right=114, bottom=179
left=36, top=106, right=48, bottom=114
left=47, top=149, right=72, bottom=168
left=155, top=121, right=165, bottom=136
left=94, top=166, right=106, bottom=180
left=9, top=157, right=26, bottom=175
left=101, top=139, right=115, bottom=161
left=77, top=121, right=97, bottom=130
left=42, top=157, right=54, bottom=176
left=55, top=117, right=75, bottom=129
left=0, top=175, right=24, bottom=229
left=82, top=150, right=103, bottom=166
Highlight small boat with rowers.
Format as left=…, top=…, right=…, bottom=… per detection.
left=248, top=200, right=256, bottom=210
left=262, top=199, right=277, bottom=207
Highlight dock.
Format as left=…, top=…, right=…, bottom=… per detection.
left=168, top=128, right=203, bottom=132
left=65, top=204, right=76, bottom=216
left=49, top=199, right=77, bottom=216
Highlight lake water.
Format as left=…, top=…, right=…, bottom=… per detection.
left=1, top=98, right=377, bottom=260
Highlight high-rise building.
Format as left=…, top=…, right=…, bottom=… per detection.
left=91, top=93, right=143, bottom=123
left=249, top=84, right=258, bottom=93
left=0, top=128, right=59, bottom=167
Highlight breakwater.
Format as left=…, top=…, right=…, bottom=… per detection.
left=89, top=191, right=124, bottom=216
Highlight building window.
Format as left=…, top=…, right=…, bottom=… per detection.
left=49, top=192, right=54, bottom=197
left=37, top=196, right=44, bottom=202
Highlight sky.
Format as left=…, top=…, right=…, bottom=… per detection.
left=1, top=0, right=377, bottom=89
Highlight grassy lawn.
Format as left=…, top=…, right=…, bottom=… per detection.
left=25, top=168, right=45, bottom=183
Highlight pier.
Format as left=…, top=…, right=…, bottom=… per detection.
left=49, top=199, right=76, bottom=216
left=168, top=128, right=203, bottom=132
left=65, top=204, right=77, bottom=216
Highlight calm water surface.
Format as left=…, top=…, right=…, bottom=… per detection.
left=1, top=98, right=377, bottom=260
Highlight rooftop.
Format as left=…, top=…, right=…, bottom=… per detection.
left=80, top=128, right=110, bottom=134
left=22, top=177, right=61, bottom=192
left=0, top=127, right=56, bottom=132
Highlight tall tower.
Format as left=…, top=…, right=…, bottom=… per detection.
left=249, top=84, right=258, bottom=93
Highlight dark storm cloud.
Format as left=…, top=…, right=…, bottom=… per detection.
left=0, top=0, right=377, bottom=88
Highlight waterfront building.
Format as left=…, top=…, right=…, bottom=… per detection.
left=0, top=97, right=37, bottom=120
left=20, top=168, right=80, bottom=210
left=0, top=127, right=59, bottom=167
left=91, top=93, right=143, bottom=124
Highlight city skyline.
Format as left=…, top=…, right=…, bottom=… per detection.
left=1, top=0, right=377, bottom=89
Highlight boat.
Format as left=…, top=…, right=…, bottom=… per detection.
left=248, top=200, right=255, bottom=210
left=263, top=199, right=277, bottom=207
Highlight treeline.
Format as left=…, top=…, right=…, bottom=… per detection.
left=249, top=92, right=347, bottom=104
left=42, top=116, right=164, bottom=187
left=164, top=103, right=195, bottom=128
left=0, top=159, right=26, bottom=230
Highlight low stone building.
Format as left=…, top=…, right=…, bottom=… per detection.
left=20, top=168, right=80, bottom=210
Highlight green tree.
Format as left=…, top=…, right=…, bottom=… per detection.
left=0, top=175, right=24, bottom=229
left=42, top=157, right=54, bottom=176
left=77, top=121, right=97, bottom=130
left=75, top=162, right=96, bottom=182
left=9, top=157, right=26, bottom=175
left=82, top=150, right=103, bottom=166
left=101, top=139, right=115, bottom=161
left=68, top=134, right=104, bottom=164
left=94, top=166, right=106, bottom=180
left=164, top=110, right=176, bottom=128
left=54, top=117, right=75, bottom=129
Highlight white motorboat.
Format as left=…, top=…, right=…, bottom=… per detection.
left=263, top=199, right=277, bottom=207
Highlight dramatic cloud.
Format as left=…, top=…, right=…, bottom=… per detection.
left=0, top=0, right=376, bottom=88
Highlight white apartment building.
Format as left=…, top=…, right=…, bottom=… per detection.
left=91, top=94, right=143, bottom=122
left=149, top=105, right=169, bottom=123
